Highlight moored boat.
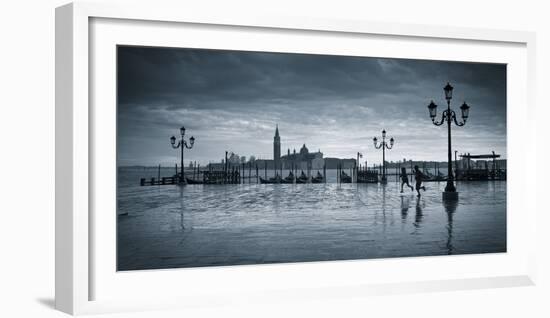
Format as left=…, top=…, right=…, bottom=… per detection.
left=422, top=171, right=447, bottom=182
left=259, top=175, right=283, bottom=184
left=311, top=171, right=324, bottom=183
left=282, top=171, right=295, bottom=184
left=340, top=171, right=352, bottom=183
left=186, top=178, right=204, bottom=184
left=357, top=170, right=378, bottom=183
left=296, top=171, right=308, bottom=183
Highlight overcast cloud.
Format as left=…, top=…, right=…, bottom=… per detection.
left=117, top=46, right=506, bottom=166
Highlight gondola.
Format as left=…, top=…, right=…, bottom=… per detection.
left=282, top=171, right=295, bottom=184
left=311, top=171, right=324, bottom=183
left=357, top=170, right=378, bottom=183
left=421, top=171, right=447, bottom=182
left=296, top=171, right=309, bottom=184
left=340, top=171, right=352, bottom=183
left=432, top=172, right=447, bottom=181
left=357, top=177, right=378, bottom=183
left=259, top=175, right=282, bottom=184
left=186, top=177, right=204, bottom=184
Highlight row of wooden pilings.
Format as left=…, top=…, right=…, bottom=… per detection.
left=140, top=160, right=467, bottom=186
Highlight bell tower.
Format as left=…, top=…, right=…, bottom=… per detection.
left=273, top=124, right=281, bottom=167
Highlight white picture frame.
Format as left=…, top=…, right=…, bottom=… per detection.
left=55, top=2, right=537, bottom=315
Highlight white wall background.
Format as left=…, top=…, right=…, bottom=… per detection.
left=0, top=0, right=547, bottom=317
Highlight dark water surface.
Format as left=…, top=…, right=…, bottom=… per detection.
left=117, top=168, right=506, bottom=270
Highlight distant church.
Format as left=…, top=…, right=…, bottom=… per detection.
left=273, top=125, right=324, bottom=170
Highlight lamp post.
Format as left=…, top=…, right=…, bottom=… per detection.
left=170, top=126, right=195, bottom=184
left=356, top=152, right=363, bottom=182
left=373, top=130, right=394, bottom=184
left=427, top=82, right=470, bottom=200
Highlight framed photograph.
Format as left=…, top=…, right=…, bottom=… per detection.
left=56, top=2, right=537, bottom=315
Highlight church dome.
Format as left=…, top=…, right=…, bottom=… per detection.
left=299, top=144, right=309, bottom=155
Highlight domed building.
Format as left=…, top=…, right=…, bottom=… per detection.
left=272, top=126, right=324, bottom=170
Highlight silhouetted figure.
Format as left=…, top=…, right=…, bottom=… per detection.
left=414, top=165, right=426, bottom=197
left=400, top=167, right=414, bottom=193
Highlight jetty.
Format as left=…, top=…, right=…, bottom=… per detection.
left=139, top=151, right=506, bottom=186
left=456, top=152, right=506, bottom=181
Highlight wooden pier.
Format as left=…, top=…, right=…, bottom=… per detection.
left=139, top=154, right=505, bottom=186
left=456, top=152, right=506, bottom=181
left=140, top=176, right=179, bottom=186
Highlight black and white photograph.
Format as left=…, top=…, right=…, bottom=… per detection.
left=6, top=0, right=550, bottom=316
left=116, top=45, right=507, bottom=271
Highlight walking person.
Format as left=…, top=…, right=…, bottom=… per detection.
left=400, top=167, right=414, bottom=193
left=414, top=165, right=427, bottom=197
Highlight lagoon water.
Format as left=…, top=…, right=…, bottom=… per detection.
left=117, top=167, right=506, bottom=270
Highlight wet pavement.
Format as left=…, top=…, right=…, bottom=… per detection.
left=117, top=172, right=506, bottom=271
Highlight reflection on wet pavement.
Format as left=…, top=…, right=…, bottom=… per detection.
left=117, top=178, right=506, bottom=270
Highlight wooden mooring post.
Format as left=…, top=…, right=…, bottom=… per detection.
left=157, top=164, right=161, bottom=183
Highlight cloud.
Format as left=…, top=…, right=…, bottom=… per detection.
left=117, top=46, right=506, bottom=166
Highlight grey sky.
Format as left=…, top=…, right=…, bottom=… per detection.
left=117, top=46, right=506, bottom=166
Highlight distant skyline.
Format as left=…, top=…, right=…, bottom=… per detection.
left=117, top=46, right=506, bottom=167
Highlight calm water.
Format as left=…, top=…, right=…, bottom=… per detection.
left=117, top=168, right=506, bottom=270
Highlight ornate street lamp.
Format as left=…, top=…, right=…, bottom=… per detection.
left=427, top=82, right=470, bottom=200
left=373, top=129, right=394, bottom=184
left=170, top=126, right=195, bottom=184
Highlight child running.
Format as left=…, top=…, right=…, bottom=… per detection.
left=400, top=167, right=414, bottom=193
left=414, top=165, right=426, bottom=197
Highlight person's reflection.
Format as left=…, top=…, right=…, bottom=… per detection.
left=413, top=196, right=424, bottom=229
left=400, top=195, right=409, bottom=222
left=443, top=199, right=458, bottom=255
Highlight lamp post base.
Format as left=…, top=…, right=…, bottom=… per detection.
left=442, top=191, right=459, bottom=200
left=380, top=177, right=387, bottom=184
